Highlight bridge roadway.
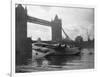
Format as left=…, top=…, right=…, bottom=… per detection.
left=27, top=15, right=51, bottom=27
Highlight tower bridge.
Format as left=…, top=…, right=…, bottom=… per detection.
left=15, top=4, right=66, bottom=65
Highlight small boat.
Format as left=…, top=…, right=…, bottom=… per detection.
left=54, top=47, right=80, bottom=55
left=52, top=44, right=81, bottom=55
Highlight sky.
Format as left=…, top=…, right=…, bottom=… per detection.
left=26, top=5, right=94, bottom=41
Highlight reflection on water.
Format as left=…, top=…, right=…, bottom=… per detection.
left=16, top=48, right=94, bottom=72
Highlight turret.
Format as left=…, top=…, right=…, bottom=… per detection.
left=51, top=14, right=62, bottom=42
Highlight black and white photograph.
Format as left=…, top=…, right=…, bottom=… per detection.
left=15, top=4, right=94, bottom=73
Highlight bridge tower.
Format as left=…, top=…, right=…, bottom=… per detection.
left=51, top=15, right=62, bottom=42
left=15, top=4, right=32, bottom=65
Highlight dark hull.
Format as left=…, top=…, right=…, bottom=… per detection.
left=46, top=47, right=81, bottom=57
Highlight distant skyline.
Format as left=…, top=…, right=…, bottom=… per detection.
left=25, top=5, right=94, bottom=41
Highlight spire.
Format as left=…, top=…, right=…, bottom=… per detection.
left=17, top=4, right=23, bottom=8
left=54, top=14, right=59, bottom=20
left=25, top=6, right=27, bottom=14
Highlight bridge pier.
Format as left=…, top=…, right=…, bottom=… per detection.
left=16, top=4, right=32, bottom=65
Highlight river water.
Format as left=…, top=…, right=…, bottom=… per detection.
left=16, top=48, right=94, bottom=72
